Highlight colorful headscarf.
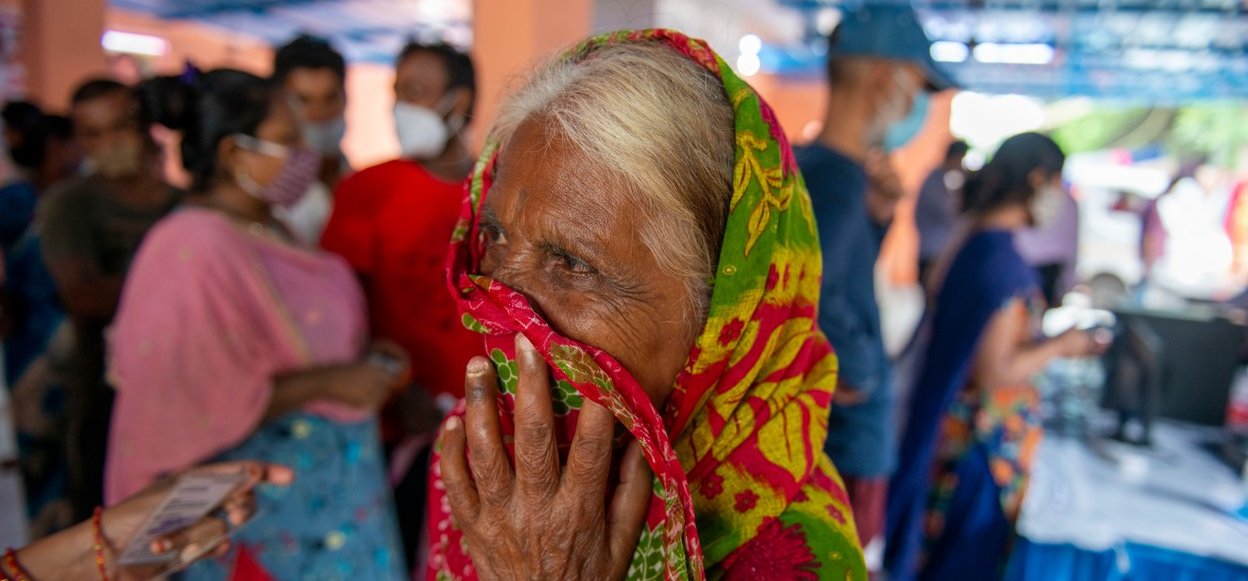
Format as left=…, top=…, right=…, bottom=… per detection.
left=427, top=29, right=866, bottom=581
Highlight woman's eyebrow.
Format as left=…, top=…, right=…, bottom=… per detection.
left=480, top=207, right=504, bottom=230
left=541, top=219, right=615, bottom=270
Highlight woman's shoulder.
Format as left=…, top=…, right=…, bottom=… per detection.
left=149, top=206, right=235, bottom=236
left=140, top=207, right=249, bottom=262
left=949, top=230, right=1034, bottom=296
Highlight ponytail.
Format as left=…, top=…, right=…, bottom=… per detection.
left=135, top=66, right=277, bottom=191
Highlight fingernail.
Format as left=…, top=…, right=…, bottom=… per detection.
left=516, top=334, right=534, bottom=353
left=445, top=416, right=461, bottom=432
left=467, top=357, right=489, bottom=377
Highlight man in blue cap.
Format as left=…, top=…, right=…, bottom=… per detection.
left=794, top=2, right=955, bottom=570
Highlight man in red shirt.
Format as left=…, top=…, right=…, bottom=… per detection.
left=320, top=41, right=479, bottom=567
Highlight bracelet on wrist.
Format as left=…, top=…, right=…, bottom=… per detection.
left=2, top=548, right=29, bottom=581
left=91, top=507, right=112, bottom=581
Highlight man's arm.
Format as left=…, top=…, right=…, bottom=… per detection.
left=812, top=177, right=882, bottom=406
left=864, top=149, right=905, bottom=227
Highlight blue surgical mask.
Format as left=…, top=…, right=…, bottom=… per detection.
left=883, top=89, right=929, bottom=151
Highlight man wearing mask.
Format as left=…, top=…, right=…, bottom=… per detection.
left=320, top=40, right=479, bottom=566
left=794, top=4, right=954, bottom=571
left=40, top=79, right=182, bottom=521
left=272, top=34, right=349, bottom=245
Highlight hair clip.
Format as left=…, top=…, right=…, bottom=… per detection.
left=179, top=62, right=199, bottom=87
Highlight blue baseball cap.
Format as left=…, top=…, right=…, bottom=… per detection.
left=827, top=3, right=958, bottom=92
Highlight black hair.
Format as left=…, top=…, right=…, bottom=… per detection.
left=946, top=140, right=969, bottom=161
left=273, top=34, right=346, bottom=85
left=961, top=132, right=1065, bottom=215
left=3, top=101, right=47, bottom=169
left=43, top=115, right=73, bottom=141
left=70, top=78, right=130, bottom=107
left=396, top=40, right=476, bottom=118
left=136, top=67, right=278, bottom=191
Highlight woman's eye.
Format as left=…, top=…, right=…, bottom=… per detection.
left=554, top=250, right=595, bottom=275
left=480, top=224, right=506, bottom=245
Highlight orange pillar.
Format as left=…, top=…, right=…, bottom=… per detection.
left=21, top=0, right=109, bottom=110
left=470, top=0, right=592, bottom=145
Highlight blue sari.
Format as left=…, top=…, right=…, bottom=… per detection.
left=885, top=230, right=1041, bottom=580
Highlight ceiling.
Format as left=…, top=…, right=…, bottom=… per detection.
left=108, top=0, right=1248, bottom=101
left=108, top=0, right=472, bottom=63
left=772, top=0, right=1248, bottom=101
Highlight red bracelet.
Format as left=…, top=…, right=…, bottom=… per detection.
left=2, top=548, right=28, bottom=581
left=91, top=507, right=110, bottom=581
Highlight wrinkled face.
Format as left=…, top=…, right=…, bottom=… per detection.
left=72, top=91, right=147, bottom=177
left=478, top=117, right=700, bottom=403
left=283, top=67, right=345, bottom=123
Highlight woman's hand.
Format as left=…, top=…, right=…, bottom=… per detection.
left=325, top=340, right=411, bottom=412
left=440, top=335, right=653, bottom=581
left=1055, top=327, right=1112, bottom=359
left=9, top=461, right=292, bottom=581
left=111, top=461, right=294, bottom=579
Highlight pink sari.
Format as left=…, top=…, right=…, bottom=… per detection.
left=105, top=207, right=370, bottom=504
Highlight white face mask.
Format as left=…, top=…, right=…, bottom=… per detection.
left=1031, top=183, right=1066, bottom=228
left=302, top=116, right=346, bottom=157
left=393, top=94, right=463, bottom=160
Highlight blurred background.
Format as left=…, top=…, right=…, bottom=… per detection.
left=11, top=0, right=1248, bottom=305
left=2, top=0, right=1247, bottom=577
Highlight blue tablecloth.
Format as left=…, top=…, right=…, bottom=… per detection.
left=1007, top=538, right=1248, bottom=581
left=1009, top=420, right=1248, bottom=580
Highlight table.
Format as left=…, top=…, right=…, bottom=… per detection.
left=1008, top=420, right=1248, bottom=580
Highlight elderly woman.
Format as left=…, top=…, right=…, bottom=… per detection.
left=425, top=30, right=866, bottom=579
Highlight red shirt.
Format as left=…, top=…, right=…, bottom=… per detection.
left=322, top=159, right=478, bottom=399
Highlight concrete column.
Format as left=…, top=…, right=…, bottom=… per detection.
left=594, top=0, right=656, bottom=33
left=470, top=0, right=592, bottom=145
left=20, top=0, right=109, bottom=110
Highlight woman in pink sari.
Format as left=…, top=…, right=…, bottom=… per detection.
left=106, top=69, right=406, bottom=580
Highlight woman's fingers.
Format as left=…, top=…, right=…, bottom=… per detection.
left=564, top=399, right=616, bottom=502
left=463, top=356, right=512, bottom=507
left=220, top=492, right=258, bottom=528
left=606, top=439, right=652, bottom=568
left=258, top=464, right=295, bottom=487
left=150, top=514, right=228, bottom=557
left=513, top=334, right=560, bottom=500
left=439, top=416, right=481, bottom=524
left=194, top=461, right=294, bottom=489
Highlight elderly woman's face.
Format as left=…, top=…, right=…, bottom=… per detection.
left=479, top=118, right=698, bottom=403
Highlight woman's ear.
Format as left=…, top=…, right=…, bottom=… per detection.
left=216, top=134, right=242, bottom=177
left=1026, top=168, right=1049, bottom=193
left=448, top=88, right=472, bottom=121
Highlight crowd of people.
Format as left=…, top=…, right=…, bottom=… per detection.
left=0, top=4, right=1113, bottom=580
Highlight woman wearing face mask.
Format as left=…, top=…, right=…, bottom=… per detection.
left=106, top=69, right=407, bottom=580
left=320, top=41, right=482, bottom=567
left=885, top=133, right=1109, bottom=580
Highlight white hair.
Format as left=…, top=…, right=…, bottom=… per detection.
left=491, top=40, right=734, bottom=318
